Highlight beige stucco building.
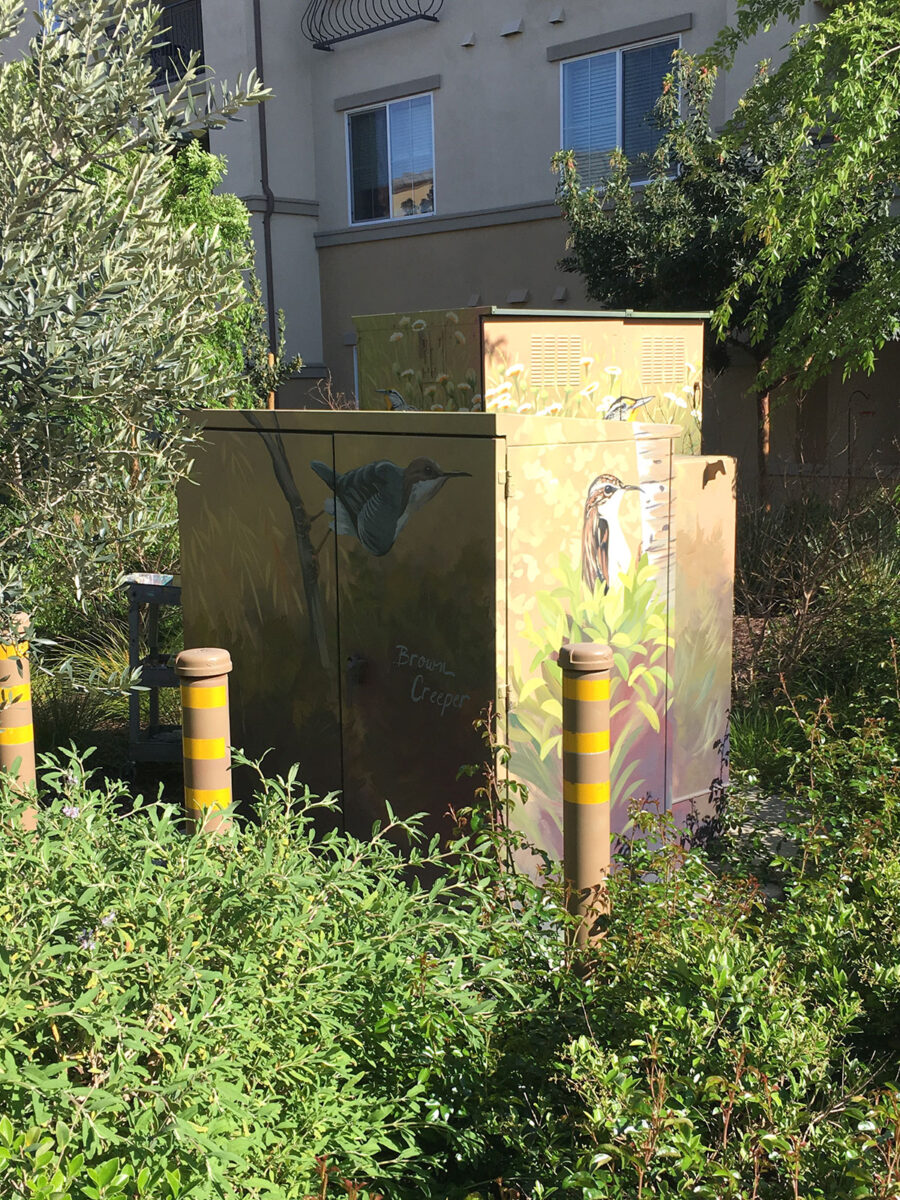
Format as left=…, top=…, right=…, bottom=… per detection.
left=17, top=1, right=899, bottom=495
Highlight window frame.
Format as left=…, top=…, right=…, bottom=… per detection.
left=344, top=90, right=437, bottom=227
left=558, top=32, right=681, bottom=187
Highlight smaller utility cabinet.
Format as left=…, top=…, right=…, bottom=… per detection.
left=354, top=307, right=707, bottom=456
left=179, top=410, right=734, bottom=857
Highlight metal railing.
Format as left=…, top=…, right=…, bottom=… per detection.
left=150, top=0, right=204, bottom=84
left=301, top=0, right=443, bottom=51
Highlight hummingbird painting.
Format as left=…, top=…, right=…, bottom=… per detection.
left=310, top=456, right=471, bottom=556
left=582, top=473, right=642, bottom=594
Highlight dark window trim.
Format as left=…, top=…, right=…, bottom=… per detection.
left=547, top=13, right=692, bottom=62
left=335, top=75, right=441, bottom=113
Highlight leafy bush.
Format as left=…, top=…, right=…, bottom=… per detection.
left=0, top=749, right=584, bottom=1199
left=5, top=699, right=900, bottom=1199
left=732, top=486, right=900, bottom=707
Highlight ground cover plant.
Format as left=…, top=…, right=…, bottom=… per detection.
left=4, top=668, right=900, bottom=1199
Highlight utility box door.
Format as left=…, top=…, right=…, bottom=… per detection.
left=327, top=432, right=502, bottom=841
left=505, top=430, right=676, bottom=855
left=178, top=427, right=342, bottom=806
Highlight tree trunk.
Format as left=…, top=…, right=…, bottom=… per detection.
left=755, top=387, right=771, bottom=510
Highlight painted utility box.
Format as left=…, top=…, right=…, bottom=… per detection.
left=179, top=410, right=734, bottom=857
left=353, top=307, right=706, bottom=456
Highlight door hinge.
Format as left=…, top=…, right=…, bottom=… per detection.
left=498, top=470, right=513, bottom=499
left=497, top=683, right=510, bottom=711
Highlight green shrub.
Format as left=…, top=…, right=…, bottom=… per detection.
left=0, top=749, right=582, bottom=1199
left=5, top=704, right=900, bottom=1199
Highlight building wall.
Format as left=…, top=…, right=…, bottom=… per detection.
left=202, top=0, right=821, bottom=390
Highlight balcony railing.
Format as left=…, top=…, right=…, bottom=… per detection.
left=301, top=0, right=444, bottom=51
left=150, top=0, right=204, bottom=85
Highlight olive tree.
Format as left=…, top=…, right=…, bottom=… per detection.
left=0, top=0, right=267, bottom=618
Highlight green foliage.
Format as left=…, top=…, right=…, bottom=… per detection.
left=0, top=0, right=267, bottom=616
left=0, top=747, right=585, bottom=1198
left=733, top=487, right=900, bottom=709
left=163, top=142, right=303, bottom=410
left=6, top=685, right=900, bottom=1197
left=710, top=0, right=900, bottom=390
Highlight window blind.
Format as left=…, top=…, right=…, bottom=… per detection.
left=349, top=108, right=389, bottom=222
left=622, top=38, right=678, bottom=169
left=389, top=95, right=434, bottom=217
left=562, top=53, right=616, bottom=189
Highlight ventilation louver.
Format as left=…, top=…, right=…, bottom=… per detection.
left=640, top=337, right=686, bottom=383
left=529, top=336, right=583, bottom=387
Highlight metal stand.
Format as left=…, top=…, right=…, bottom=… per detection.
left=124, top=574, right=182, bottom=763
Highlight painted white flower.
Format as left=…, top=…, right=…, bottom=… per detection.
left=496, top=396, right=516, bottom=410
left=436, top=373, right=451, bottom=385
left=398, top=315, right=411, bottom=327
left=411, top=319, right=427, bottom=332
left=454, top=329, right=466, bottom=344
left=471, top=393, right=483, bottom=408
left=672, top=393, right=689, bottom=408
left=485, top=384, right=512, bottom=399
left=505, top=363, right=526, bottom=378
left=605, top=365, right=622, bottom=377
left=580, top=381, right=600, bottom=396
left=682, top=383, right=694, bottom=395
left=545, top=400, right=563, bottom=414
left=445, top=310, right=460, bottom=324
left=691, top=407, right=702, bottom=423
left=517, top=400, right=535, bottom=413
left=685, top=360, right=697, bottom=374
left=663, top=392, right=680, bottom=404
left=389, top=331, right=404, bottom=343
left=579, top=356, right=594, bottom=368
left=430, top=403, right=445, bottom=411
left=400, top=368, right=416, bottom=379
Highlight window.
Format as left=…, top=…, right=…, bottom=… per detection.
left=561, top=37, right=679, bottom=186
left=347, top=94, right=435, bottom=224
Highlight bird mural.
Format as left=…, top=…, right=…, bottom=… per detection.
left=582, top=473, right=642, bottom=594
left=603, top=394, right=654, bottom=421
left=378, top=388, right=418, bottom=411
left=310, top=456, right=470, bottom=556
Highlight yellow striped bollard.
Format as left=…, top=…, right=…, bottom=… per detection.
left=0, top=614, right=38, bottom=831
left=175, top=648, right=233, bottom=834
left=559, top=642, right=613, bottom=942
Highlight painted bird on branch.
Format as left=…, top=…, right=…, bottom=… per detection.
left=310, top=456, right=470, bottom=556
left=582, top=473, right=641, bottom=594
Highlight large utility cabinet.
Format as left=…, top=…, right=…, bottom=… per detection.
left=179, top=410, right=734, bottom=857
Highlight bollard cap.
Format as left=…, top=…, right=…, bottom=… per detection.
left=558, top=642, right=614, bottom=672
left=175, top=647, right=233, bottom=678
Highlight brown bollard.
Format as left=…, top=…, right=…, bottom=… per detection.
left=175, top=648, right=233, bottom=834
left=0, top=614, right=38, bottom=831
left=560, top=642, right=613, bottom=943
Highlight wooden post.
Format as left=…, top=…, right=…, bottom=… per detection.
left=267, top=351, right=276, bottom=410
left=559, top=642, right=613, bottom=943
left=175, top=648, right=233, bottom=834
left=0, top=614, right=38, bottom=830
